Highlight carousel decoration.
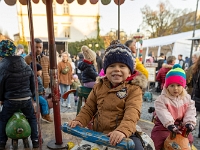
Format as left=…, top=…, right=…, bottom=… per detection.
left=133, top=29, right=144, bottom=62
left=3, top=0, right=125, bottom=5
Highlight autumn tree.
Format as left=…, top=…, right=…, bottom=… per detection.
left=140, top=0, right=197, bottom=38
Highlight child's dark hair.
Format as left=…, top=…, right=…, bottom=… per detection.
left=34, top=38, right=43, bottom=44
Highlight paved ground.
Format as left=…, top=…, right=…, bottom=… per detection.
left=4, top=91, right=200, bottom=149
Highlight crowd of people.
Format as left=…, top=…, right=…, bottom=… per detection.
left=0, top=37, right=199, bottom=150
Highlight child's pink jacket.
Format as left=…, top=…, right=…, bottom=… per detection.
left=151, top=88, right=196, bottom=149
left=155, top=88, right=196, bottom=128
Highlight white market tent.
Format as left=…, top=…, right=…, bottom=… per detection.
left=138, top=29, right=200, bottom=61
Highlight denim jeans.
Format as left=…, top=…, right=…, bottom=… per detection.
left=34, top=96, right=49, bottom=115
left=60, top=83, right=70, bottom=105
left=129, top=134, right=144, bottom=150
left=0, top=99, right=38, bottom=143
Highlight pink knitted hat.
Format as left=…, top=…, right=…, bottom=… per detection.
left=165, top=64, right=186, bottom=88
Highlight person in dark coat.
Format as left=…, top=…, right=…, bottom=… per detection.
left=78, top=46, right=98, bottom=88
left=191, top=55, right=200, bottom=138
left=75, top=53, right=84, bottom=83
left=0, top=40, right=39, bottom=149
left=96, top=51, right=103, bottom=74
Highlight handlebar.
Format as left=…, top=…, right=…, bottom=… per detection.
left=61, top=123, right=135, bottom=150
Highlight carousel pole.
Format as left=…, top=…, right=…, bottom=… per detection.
left=117, top=0, right=120, bottom=40
left=45, top=0, right=67, bottom=149
left=26, top=0, right=42, bottom=149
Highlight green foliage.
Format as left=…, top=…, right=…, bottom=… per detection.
left=68, top=38, right=105, bottom=56
left=140, top=1, right=200, bottom=38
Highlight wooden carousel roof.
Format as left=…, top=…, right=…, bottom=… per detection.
left=4, top=0, right=125, bottom=6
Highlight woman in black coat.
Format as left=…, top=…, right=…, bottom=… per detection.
left=192, top=55, right=200, bottom=138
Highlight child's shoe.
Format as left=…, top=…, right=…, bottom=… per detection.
left=67, top=104, right=71, bottom=109
left=32, top=140, right=39, bottom=148
left=61, top=103, right=67, bottom=107
left=42, top=114, right=53, bottom=123
left=0, top=141, right=6, bottom=150
left=75, top=100, right=78, bottom=106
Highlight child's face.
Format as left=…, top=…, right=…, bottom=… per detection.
left=37, top=70, right=42, bottom=76
left=73, top=77, right=78, bottom=81
left=62, top=53, right=68, bottom=62
left=106, top=63, right=131, bottom=86
left=167, top=83, right=183, bottom=97
left=171, top=60, right=176, bottom=65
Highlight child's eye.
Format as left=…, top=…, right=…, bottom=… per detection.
left=120, top=65, right=126, bottom=68
left=109, top=65, right=114, bottom=68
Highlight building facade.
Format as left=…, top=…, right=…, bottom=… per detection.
left=16, top=0, right=99, bottom=43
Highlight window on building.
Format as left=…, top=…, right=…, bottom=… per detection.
left=54, top=26, right=58, bottom=37
left=53, top=1, right=56, bottom=14
left=64, top=26, right=70, bottom=38
left=63, top=2, right=69, bottom=14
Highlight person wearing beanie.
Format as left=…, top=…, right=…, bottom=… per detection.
left=68, top=40, right=148, bottom=150
left=77, top=45, right=98, bottom=88
left=71, top=74, right=81, bottom=106
left=30, top=62, right=53, bottom=123
left=151, top=64, right=196, bottom=150
left=16, top=44, right=26, bottom=58
left=0, top=40, right=39, bottom=149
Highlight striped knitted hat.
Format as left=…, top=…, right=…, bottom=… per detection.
left=103, top=40, right=134, bottom=74
left=165, top=64, right=186, bottom=88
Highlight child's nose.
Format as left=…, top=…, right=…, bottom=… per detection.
left=114, top=66, right=120, bottom=71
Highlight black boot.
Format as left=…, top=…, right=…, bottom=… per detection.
left=198, top=120, right=200, bottom=138
left=32, top=140, right=39, bottom=148
left=0, top=142, right=6, bottom=150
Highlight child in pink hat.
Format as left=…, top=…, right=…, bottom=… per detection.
left=151, top=64, right=196, bottom=150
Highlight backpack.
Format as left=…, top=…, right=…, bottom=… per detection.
left=179, top=59, right=185, bottom=70
left=156, top=59, right=164, bottom=71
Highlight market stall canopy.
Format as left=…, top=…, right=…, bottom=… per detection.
left=188, top=36, right=200, bottom=40
left=139, top=29, right=200, bottom=60
left=141, top=29, right=200, bottom=48
left=4, top=0, right=125, bottom=5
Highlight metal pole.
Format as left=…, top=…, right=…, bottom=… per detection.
left=189, top=0, right=199, bottom=66
left=118, top=0, right=120, bottom=40
left=26, top=0, right=42, bottom=149
left=45, top=0, right=67, bottom=149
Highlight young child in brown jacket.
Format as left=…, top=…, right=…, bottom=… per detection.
left=68, top=40, right=148, bottom=150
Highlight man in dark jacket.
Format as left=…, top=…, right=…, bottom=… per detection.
left=0, top=40, right=39, bottom=149
left=96, top=51, right=103, bottom=74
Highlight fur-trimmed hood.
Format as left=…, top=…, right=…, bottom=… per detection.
left=96, top=70, right=148, bottom=89
left=130, top=71, right=148, bottom=89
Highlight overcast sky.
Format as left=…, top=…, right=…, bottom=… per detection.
left=0, top=0, right=198, bottom=39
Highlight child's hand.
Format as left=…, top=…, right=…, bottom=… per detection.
left=185, top=124, right=194, bottom=132
left=68, top=120, right=83, bottom=128
left=107, top=131, right=125, bottom=146
left=167, top=125, right=181, bottom=134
